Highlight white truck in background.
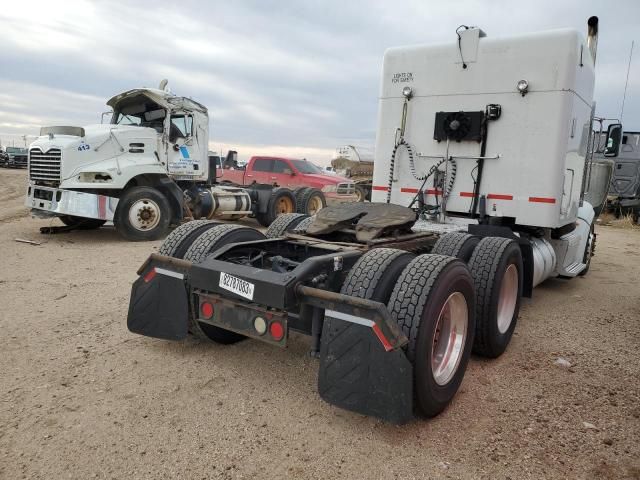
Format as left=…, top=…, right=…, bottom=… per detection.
left=25, top=84, right=298, bottom=240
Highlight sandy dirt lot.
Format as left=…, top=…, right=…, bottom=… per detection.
left=1, top=167, right=639, bottom=479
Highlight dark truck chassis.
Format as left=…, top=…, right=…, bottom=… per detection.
left=127, top=203, right=532, bottom=424
left=128, top=229, right=439, bottom=424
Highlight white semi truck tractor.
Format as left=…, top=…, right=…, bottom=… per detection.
left=25, top=85, right=296, bottom=240
left=126, top=17, right=617, bottom=423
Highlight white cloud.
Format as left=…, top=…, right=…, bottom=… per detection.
left=0, top=0, right=638, bottom=157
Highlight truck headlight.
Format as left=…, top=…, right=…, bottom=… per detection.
left=321, top=185, right=337, bottom=193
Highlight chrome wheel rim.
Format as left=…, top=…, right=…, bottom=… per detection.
left=431, top=292, right=468, bottom=386
left=129, top=199, right=161, bottom=231
left=497, top=264, right=518, bottom=334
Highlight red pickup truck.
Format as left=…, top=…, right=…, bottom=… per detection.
left=217, top=156, right=358, bottom=204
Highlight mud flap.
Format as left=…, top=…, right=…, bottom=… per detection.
left=127, top=268, right=189, bottom=340
left=317, top=316, right=413, bottom=424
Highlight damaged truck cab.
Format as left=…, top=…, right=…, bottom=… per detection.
left=25, top=84, right=290, bottom=240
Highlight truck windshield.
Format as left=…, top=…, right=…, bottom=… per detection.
left=290, top=159, right=323, bottom=174
left=115, top=112, right=142, bottom=125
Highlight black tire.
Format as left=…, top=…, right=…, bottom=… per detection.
left=265, top=213, right=309, bottom=238
left=59, top=216, right=106, bottom=230
left=184, top=224, right=266, bottom=264
left=114, top=186, right=171, bottom=241
left=354, top=185, right=367, bottom=202
left=297, top=188, right=326, bottom=215
left=388, top=254, right=475, bottom=417
left=468, top=237, right=523, bottom=358
left=431, top=232, right=479, bottom=263
left=255, top=188, right=297, bottom=227
left=340, top=248, right=416, bottom=303
left=292, top=215, right=315, bottom=234
left=578, top=223, right=596, bottom=276
left=158, top=220, right=220, bottom=259
left=294, top=187, right=310, bottom=213
left=184, top=224, right=266, bottom=343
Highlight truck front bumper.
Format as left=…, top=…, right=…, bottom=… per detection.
left=26, top=183, right=118, bottom=221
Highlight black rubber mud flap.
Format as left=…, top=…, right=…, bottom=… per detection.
left=318, top=316, right=413, bottom=424
left=127, top=269, right=189, bottom=340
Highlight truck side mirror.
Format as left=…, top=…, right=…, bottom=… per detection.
left=283, top=168, right=294, bottom=176
left=604, top=123, right=622, bottom=157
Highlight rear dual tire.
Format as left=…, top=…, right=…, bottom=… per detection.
left=256, top=188, right=297, bottom=227
left=467, top=237, right=523, bottom=358
left=158, top=220, right=220, bottom=259
left=341, top=249, right=475, bottom=417
left=183, top=224, right=266, bottom=344
left=265, top=213, right=309, bottom=238
left=295, top=187, right=326, bottom=215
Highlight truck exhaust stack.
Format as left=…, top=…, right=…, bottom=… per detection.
left=587, top=16, right=598, bottom=63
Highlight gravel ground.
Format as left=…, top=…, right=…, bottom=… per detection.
left=1, top=168, right=639, bottom=479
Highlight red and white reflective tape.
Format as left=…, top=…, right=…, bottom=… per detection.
left=460, top=192, right=513, bottom=200
left=374, top=187, right=556, bottom=204
left=143, top=267, right=184, bottom=283
left=528, top=196, right=556, bottom=204
left=325, top=309, right=394, bottom=352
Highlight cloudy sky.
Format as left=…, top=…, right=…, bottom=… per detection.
left=0, top=0, right=638, bottom=163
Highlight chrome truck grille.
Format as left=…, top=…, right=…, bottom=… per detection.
left=29, top=148, right=62, bottom=185
left=337, top=183, right=355, bottom=195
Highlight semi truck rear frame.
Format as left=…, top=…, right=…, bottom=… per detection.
left=127, top=16, right=615, bottom=423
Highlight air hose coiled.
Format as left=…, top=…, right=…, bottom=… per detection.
left=386, top=139, right=415, bottom=202
left=387, top=142, right=457, bottom=203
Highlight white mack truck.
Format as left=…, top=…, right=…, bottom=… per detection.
left=25, top=84, right=298, bottom=240
left=126, top=17, right=617, bottom=423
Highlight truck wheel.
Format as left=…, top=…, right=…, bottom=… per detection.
left=59, top=215, right=106, bottom=230
left=431, top=232, right=479, bottom=262
left=341, top=248, right=415, bottom=303
left=292, top=215, right=315, bottom=234
left=184, top=224, right=266, bottom=264
left=256, top=188, right=296, bottom=227
left=297, top=188, right=326, bottom=215
left=294, top=187, right=310, bottom=213
left=265, top=213, right=309, bottom=238
left=114, top=186, right=171, bottom=241
left=468, top=237, right=523, bottom=358
left=184, top=225, right=266, bottom=344
left=388, top=254, right=475, bottom=417
left=158, top=220, right=220, bottom=259
left=355, top=185, right=367, bottom=202
left=578, top=223, right=595, bottom=276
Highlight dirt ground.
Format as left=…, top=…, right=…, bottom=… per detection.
left=1, top=167, right=639, bottom=480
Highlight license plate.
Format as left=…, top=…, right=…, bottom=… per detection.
left=219, top=272, right=255, bottom=301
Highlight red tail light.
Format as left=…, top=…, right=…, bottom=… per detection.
left=269, top=321, right=284, bottom=341
left=201, top=301, right=214, bottom=319
left=143, top=268, right=156, bottom=283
